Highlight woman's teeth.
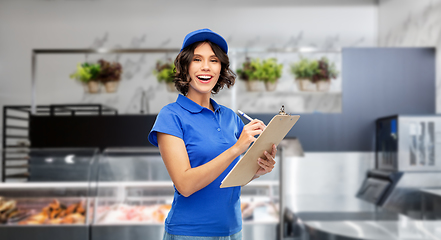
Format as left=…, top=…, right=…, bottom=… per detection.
left=198, top=76, right=212, bottom=81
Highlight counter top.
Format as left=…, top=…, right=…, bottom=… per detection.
left=287, top=196, right=441, bottom=240
left=420, top=188, right=441, bottom=197
left=304, top=220, right=441, bottom=240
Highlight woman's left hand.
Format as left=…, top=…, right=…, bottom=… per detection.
left=254, top=144, right=277, bottom=178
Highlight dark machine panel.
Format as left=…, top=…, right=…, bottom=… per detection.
left=29, top=115, right=157, bottom=150
left=356, top=170, right=402, bottom=205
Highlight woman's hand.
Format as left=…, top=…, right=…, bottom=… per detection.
left=234, top=119, right=266, bottom=155
left=253, top=144, right=277, bottom=179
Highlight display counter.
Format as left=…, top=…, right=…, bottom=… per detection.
left=90, top=147, right=280, bottom=240
left=288, top=196, right=441, bottom=240
left=1, top=147, right=282, bottom=240
left=0, top=148, right=98, bottom=240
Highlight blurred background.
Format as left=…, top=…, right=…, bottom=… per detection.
left=1, top=0, right=441, bottom=239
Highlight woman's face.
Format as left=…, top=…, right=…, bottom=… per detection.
left=187, top=42, right=221, bottom=97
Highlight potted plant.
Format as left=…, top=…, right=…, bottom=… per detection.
left=237, top=58, right=261, bottom=91
left=70, top=62, right=101, bottom=93
left=254, top=58, right=283, bottom=91
left=154, top=60, right=176, bottom=92
left=290, top=57, right=319, bottom=92
left=312, top=57, right=339, bottom=92
left=97, top=59, right=123, bottom=93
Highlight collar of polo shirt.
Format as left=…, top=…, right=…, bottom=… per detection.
left=176, top=94, right=220, bottom=113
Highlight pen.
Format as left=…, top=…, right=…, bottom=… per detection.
left=238, top=110, right=253, bottom=122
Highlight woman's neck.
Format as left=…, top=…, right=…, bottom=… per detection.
left=186, top=92, right=213, bottom=111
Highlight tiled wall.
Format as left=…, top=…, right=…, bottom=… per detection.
left=378, top=0, right=441, bottom=113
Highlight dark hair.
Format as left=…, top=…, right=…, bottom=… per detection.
left=174, top=41, right=236, bottom=95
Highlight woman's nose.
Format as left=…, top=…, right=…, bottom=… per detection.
left=201, top=60, right=209, bottom=70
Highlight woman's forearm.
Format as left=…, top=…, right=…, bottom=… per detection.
left=177, top=146, right=242, bottom=196
left=158, top=133, right=242, bottom=197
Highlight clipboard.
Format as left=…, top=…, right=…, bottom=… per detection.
left=220, top=107, right=300, bottom=188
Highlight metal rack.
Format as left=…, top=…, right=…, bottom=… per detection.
left=2, top=104, right=117, bottom=182
left=2, top=106, right=32, bottom=181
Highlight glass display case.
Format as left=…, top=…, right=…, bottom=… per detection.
left=241, top=172, right=280, bottom=240
left=0, top=148, right=98, bottom=240
left=0, top=147, right=281, bottom=239
left=91, top=147, right=280, bottom=240
left=91, top=147, right=172, bottom=240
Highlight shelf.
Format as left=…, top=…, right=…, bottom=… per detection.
left=92, top=220, right=279, bottom=226
left=243, top=219, right=278, bottom=225
left=5, top=164, right=29, bottom=169
left=0, top=182, right=90, bottom=189
left=4, top=173, right=30, bottom=179
left=4, top=157, right=29, bottom=161
left=96, top=181, right=173, bottom=188
left=0, top=181, right=175, bottom=189
left=93, top=222, right=164, bottom=226
left=245, top=180, right=279, bottom=187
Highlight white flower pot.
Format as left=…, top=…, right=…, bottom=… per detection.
left=317, top=80, right=331, bottom=92
left=86, top=81, right=100, bottom=93
left=246, top=81, right=261, bottom=91
left=296, top=78, right=316, bottom=92
left=104, top=81, right=119, bottom=93
left=264, top=81, right=278, bottom=91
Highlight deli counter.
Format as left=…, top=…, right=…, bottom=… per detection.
left=0, top=147, right=281, bottom=240
left=0, top=148, right=97, bottom=240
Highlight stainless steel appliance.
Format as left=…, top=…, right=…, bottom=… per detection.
left=376, top=115, right=441, bottom=171
left=357, top=115, right=441, bottom=219
left=284, top=116, right=441, bottom=240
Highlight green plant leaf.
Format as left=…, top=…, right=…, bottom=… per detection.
left=70, top=62, right=101, bottom=83
left=154, top=60, right=175, bottom=83
left=290, top=57, right=320, bottom=80
left=237, top=57, right=283, bottom=83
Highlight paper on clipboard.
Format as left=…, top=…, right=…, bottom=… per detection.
left=220, top=113, right=300, bottom=188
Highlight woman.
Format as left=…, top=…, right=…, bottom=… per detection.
left=148, top=28, right=277, bottom=240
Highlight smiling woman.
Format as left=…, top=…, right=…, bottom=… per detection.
left=148, top=28, right=277, bottom=240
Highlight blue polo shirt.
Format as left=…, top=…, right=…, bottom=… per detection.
left=148, top=94, right=245, bottom=237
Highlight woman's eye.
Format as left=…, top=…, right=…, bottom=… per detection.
left=193, top=58, right=201, bottom=62
left=211, top=59, right=219, bottom=63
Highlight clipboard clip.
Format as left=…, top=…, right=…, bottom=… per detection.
left=278, top=105, right=289, bottom=115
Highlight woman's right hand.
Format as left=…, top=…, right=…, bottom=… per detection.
left=234, top=119, right=266, bottom=154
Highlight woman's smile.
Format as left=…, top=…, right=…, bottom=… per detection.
left=196, top=74, right=214, bottom=83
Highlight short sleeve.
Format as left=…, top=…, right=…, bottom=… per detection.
left=234, top=111, right=245, bottom=140
left=148, top=106, right=184, bottom=147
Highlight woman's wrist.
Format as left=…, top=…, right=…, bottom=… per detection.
left=230, top=144, right=243, bottom=159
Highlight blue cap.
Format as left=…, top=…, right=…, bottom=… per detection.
left=180, top=28, right=228, bottom=54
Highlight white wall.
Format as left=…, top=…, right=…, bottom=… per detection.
left=378, top=0, right=441, bottom=112
left=0, top=0, right=378, bottom=180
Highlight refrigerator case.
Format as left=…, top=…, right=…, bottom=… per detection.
left=91, top=147, right=280, bottom=240
left=0, top=148, right=99, bottom=240
left=90, top=148, right=172, bottom=240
